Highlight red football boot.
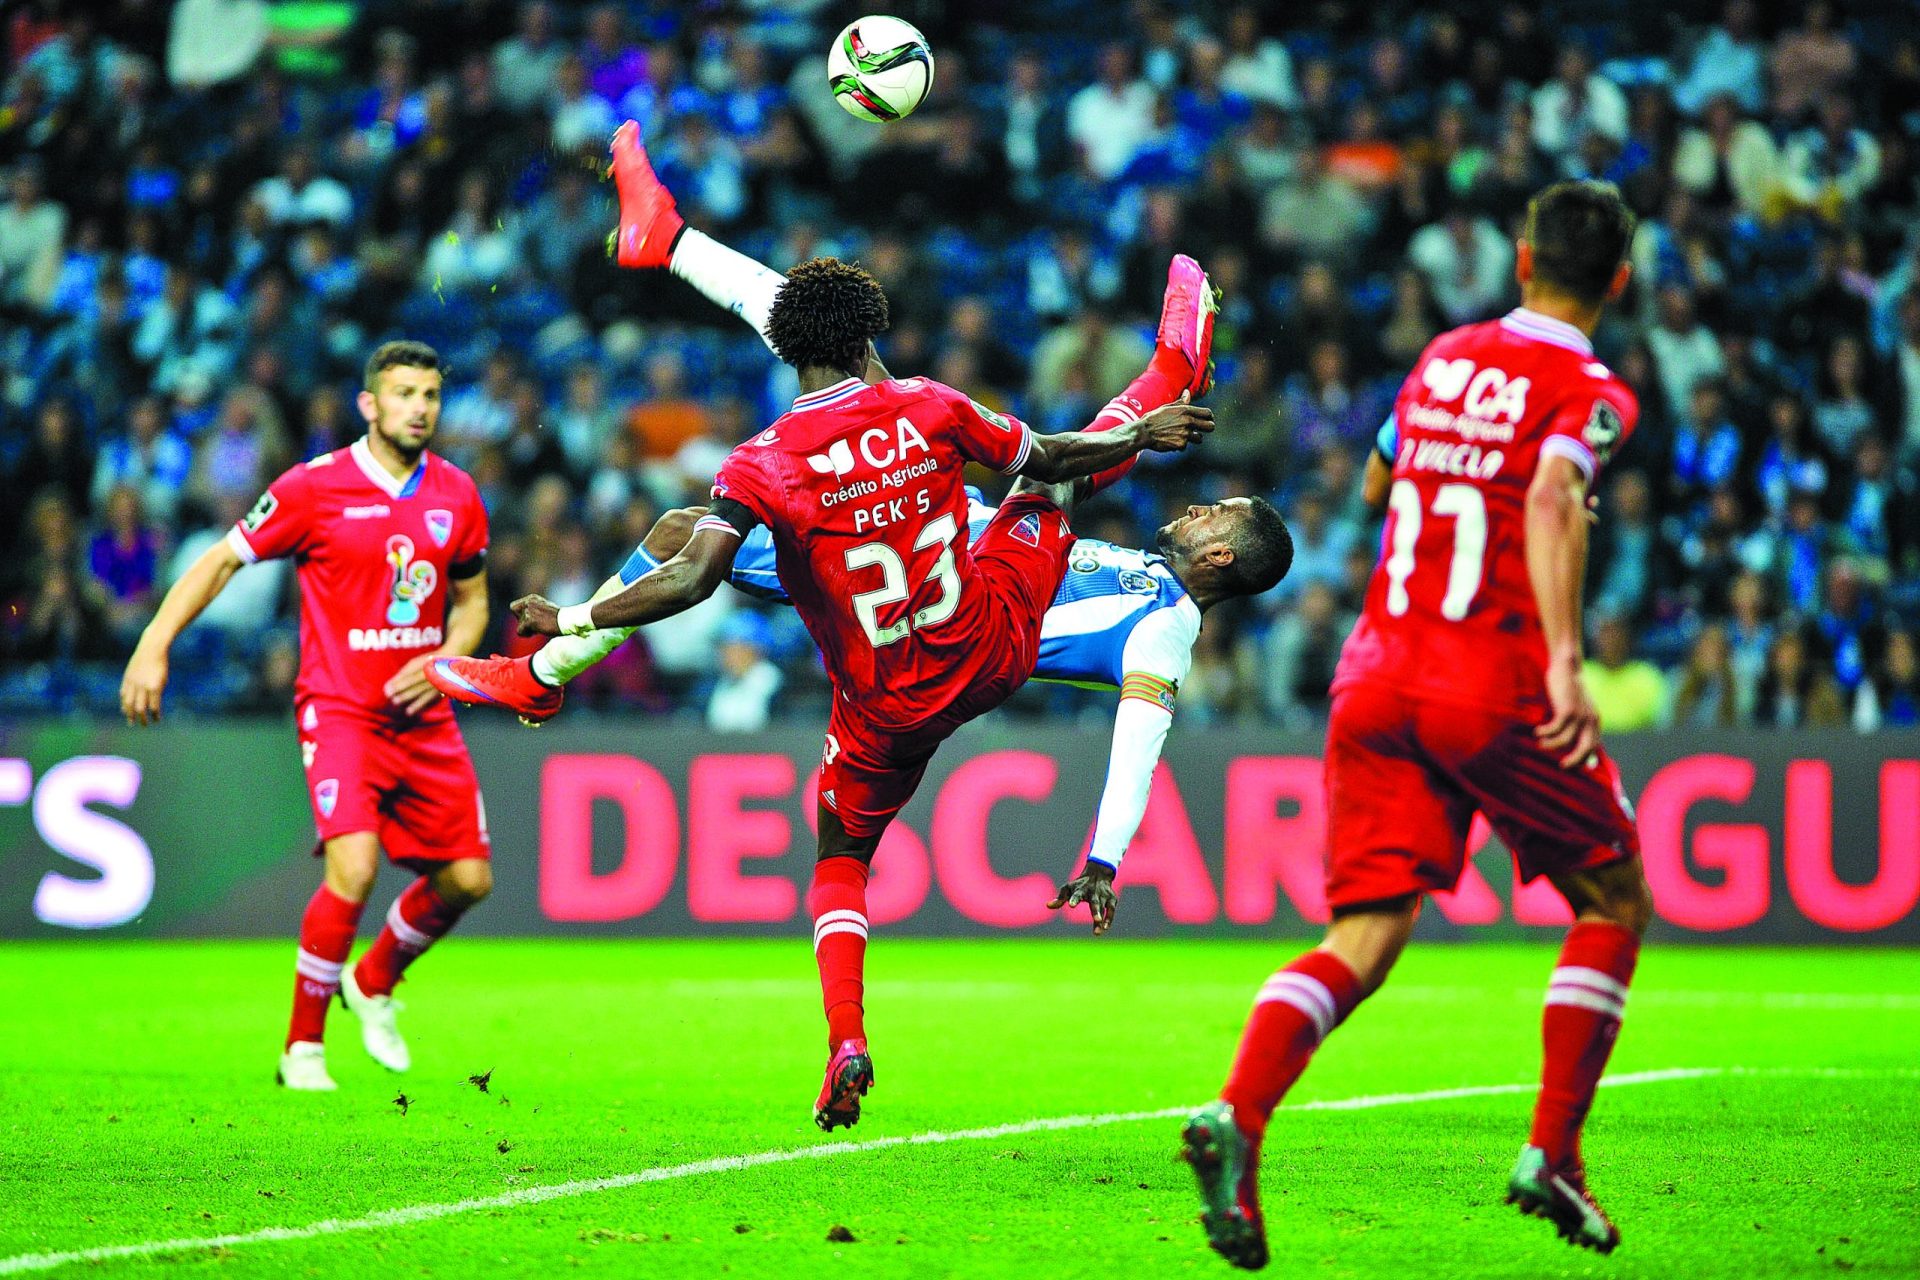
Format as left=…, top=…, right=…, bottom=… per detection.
left=1157, top=254, right=1221, bottom=397
left=812, top=1038, right=875, bottom=1133
left=608, top=120, right=684, bottom=269
left=1182, top=1101, right=1269, bottom=1270
left=426, top=654, right=563, bottom=726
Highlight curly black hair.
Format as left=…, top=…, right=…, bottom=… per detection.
left=1224, top=497, right=1294, bottom=596
left=764, top=257, right=890, bottom=378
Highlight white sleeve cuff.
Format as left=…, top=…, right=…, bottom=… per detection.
left=1000, top=425, right=1035, bottom=476
left=1541, top=434, right=1597, bottom=481
left=225, top=526, right=259, bottom=564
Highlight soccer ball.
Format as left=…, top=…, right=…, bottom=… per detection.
left=827, top=16, right=934, bottom=122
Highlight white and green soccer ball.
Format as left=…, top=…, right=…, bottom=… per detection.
left=826, top=15, right=935, bottom=122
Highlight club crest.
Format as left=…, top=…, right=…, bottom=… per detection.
left=315, top=778, right=339, bottom=818
left=425, top=509, right=454, bottom=547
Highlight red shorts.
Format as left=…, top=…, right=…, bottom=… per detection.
left=297, top=701, right=490, bottom=865
left=1323, top=681, right=1638, bottom=911
left=820, top=494, right=1074, bottom=839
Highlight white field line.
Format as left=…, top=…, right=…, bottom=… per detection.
left=0, top=1065, right=1912, bottom=1277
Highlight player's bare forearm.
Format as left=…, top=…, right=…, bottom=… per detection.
left=440, top=572, right=490, bottom=658
left=1526, top=456, right=1601, bottom=767
left=1019, top=402, right=1213, bottom=483
left=121, top=540, right=243, bottom=725
left=1524, top=457, right=1590, bottom=666
left=1362, top=450, right=1394, bottom=513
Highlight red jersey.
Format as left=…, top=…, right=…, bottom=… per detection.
left=1333, top=308, right=1638, bottom=717
left=229, top=438, right=489, bottom=724
left=712, top=376, right=1035, bottom=729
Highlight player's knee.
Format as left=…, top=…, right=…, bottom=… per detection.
left=437, top=858, right=493, bottom=907
left=1602, top=869, right=1655, bottom=937
left=1572, top=859, right=1655, bottom=937
left=323, top=838, right=379, bottom=902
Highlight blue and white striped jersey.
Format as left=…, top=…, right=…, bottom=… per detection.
left=623, top=488, right=1200, bottom=692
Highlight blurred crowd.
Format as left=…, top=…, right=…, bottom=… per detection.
left=4, top=0, right=1920, bottom=733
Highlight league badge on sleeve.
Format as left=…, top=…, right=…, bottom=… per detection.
left=241, top=490, right=278, bottom=533
left=426, top=509, right=453, bottom=547
left=1583, top=400, right=1624, bottom=465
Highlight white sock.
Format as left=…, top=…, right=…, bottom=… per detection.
left=669, top=229, right=786, bottom=353
left=530, top=571, right=641, bottom=685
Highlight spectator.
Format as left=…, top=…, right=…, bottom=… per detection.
left=87, top=484, right=162, bottom=644
left=1675, top=0, right=1767, bottom=117
left=8, top=397, right=93, bottom=538
left=1670, top=622, right=1747, bottom=727
left=1812, top=334, right=1882, bottom=459
left=549, top=52, right=617, bottom=157
left=626, top=350, right=714, bottom=461
left=0, top=159, right=66, bottom=315
left=994, top=50, right=1065, bottom=205
left=420, top=170, right=515, bottom=295
left=1669, top=381, right=1744, bottom=513
left=707, top=611, right=784, bottom=733
left=1067, top=43, right=1155, bottom=182
left=1754, top=624, right=1848, bottom=727
left=1892, top=290, right=1920, bottom=458
left=1754, top=392, right=1830, bottom=520
left=1260, top=483, right=1354, bottom=605
left=187, top=387, right=288, bottom=514
left=249, top=145, right=353, bottom=230
left=492, top=0, right=564, bottom=115
left=1259, top=151, right=1374, bottom=268
left=1029, top=311, right=1151, bottom=409
left=1673, top=94, right=1782, bottom=223
left=1593, top=470, right=1661, bottom=621
left=1408, top=204, right=1513, bottom=325
left=1261, top=580, right=1354, bottom=730
left=1646, top=286, right=1725, bottom=422
left=1854, top=626, right=1920, bottom=730
left=1218, top=5, right=1296, bottom=108
left=579, top=3, right=647, bottom=106
left=1530, top=45, right=1627, bottom=172
left=1584, top=614, right=1668, bottom=731
left=1781, top=97, right=1881, bottom=223
left=1281, top=338, right=1383, bottom=458
left=92, top=394, right=192, bottom=524
left=1771, top=0, right=1856, bottom=124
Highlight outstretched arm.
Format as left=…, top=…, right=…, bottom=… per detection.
left=511, top=506, right=754, bottom=637
left=527, top=508, right=704, bottom=685
left=120, top=538, right=246, bottom=724
left=1018, top=400, right=1214, bottom=484
left=1047, top=610, right=1198, bottom=935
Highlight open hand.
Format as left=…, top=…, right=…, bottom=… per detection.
left=511, top=594, right=561, bottom=637
left=384, top=652, right=446, bottom=717
left=1135, top=397, right=1214, bottom=453
left=1047, top=860, right=1119, bottom=936
left=1536, top=660, right=1600, bottom=770
left=119, top=645, right=169, bottom=726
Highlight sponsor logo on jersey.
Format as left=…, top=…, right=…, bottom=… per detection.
left=1583, top=400, right=1624, bottom=465
left=301, top=740, right=316, bottom=769
left=807, top=418, right=934, bottom=484
left=426, top=509, right=453, bottom=547
left=315, top=778, right=338, bottom=818
left=241, top=490, right=278, bottom=532
left=1418, top=358, right=1530, bottom=422
left=756, top=428, right=779, bottom=445
left=807, top=439, right=858, bottom=478
left=301, top=704, right=318, bottom=731
left=349, top=624, right=445, bottom=651
left=1071, top=551, right=1101, bottom=574
left=822, top=733, right=841, bottom=766
left=343, top=504, right=391, bottom=519
left=383, top=534, right=438, bottom=625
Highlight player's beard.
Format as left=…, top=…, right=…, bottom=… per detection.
left=1154, top=520, right=1181, bottom=556
left=374, top=415, right=433, bottom=464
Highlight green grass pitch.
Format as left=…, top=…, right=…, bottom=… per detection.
left=1, top=939, right=1915, bottom=1278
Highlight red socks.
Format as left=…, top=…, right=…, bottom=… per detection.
left=1083, top=349, right=1191, bottom=495
left=354, top=877, right=463, bottom=998
left=1530, top=922, right=1639, bottom=1168
left=1220, top=949, right=1363, bottom=1141
left=808, top=856, right=871, bottom=1048
left=288, top=885, right=364, bottom=1047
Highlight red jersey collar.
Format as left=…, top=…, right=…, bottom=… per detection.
left=1499, top=308, right=1594, bottom=357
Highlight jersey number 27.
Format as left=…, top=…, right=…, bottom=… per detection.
left=845, top=514, right=962, bottom=647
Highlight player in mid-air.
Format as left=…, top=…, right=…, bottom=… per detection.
left=492, top=121, right=1217, bottom=1131
left=120, top=341, right=494, bottom=1092
left=1181, top=181, right=1655, bottom=1267
left=427, top=126, right=1293, bottom=932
